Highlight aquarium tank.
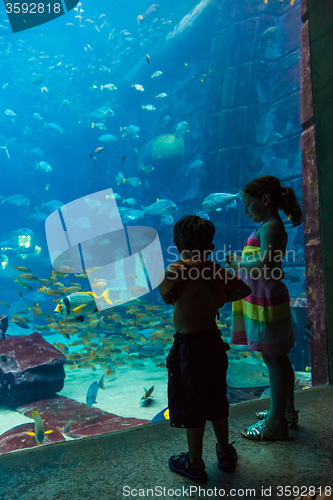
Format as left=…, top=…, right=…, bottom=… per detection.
left=0, top=0, right=310, bottom=454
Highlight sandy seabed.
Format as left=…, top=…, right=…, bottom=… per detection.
left=0, top=332, right=169, bottom=436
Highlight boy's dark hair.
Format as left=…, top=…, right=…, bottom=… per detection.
left=173, top=215, right=215, bottom=252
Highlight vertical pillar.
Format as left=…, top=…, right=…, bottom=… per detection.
left=302, top=0, right=333, bottom=384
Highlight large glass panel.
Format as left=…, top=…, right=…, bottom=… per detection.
left=0, top=0, right=309, bottom=454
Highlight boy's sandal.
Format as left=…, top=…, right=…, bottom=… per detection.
left=256, top=410, right=299, bottom=429
left=169, top=452, right=207, bottom=483
left=241, top=420, right=288, bottom=441
left=216, top=442, right=238, bottom=472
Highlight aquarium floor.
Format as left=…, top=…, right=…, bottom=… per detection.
left=0, top=385, right=332, bottom=500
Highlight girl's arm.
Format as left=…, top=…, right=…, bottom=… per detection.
left=227, top=221, right=284, bottom=272
left=224, top=282, right=252, bottom=302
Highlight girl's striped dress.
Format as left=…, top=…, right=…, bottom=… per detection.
left=231, top=230, right=294, bottom=355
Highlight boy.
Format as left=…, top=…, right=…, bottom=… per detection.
left=159, top=215, right=251, bottom=482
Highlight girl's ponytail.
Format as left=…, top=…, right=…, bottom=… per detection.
left=281, top=186, right=303, bottom=227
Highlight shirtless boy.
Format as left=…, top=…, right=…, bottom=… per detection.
left=159, top=215, right=251, bottom=482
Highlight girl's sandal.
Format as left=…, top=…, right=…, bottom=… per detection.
left=256, top=410, right=299, bottom=429
left=241, top=420, right=289, bottom=441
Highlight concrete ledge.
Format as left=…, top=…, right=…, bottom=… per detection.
left=1, top=385, right=332, bottom=500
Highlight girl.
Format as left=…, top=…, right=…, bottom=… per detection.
left=226, top=176, right=303, bottom=440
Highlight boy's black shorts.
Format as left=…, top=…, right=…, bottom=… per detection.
left=166, top=330, right=229, bottom=428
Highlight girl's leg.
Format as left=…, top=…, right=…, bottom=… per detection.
left=187, top=426, right=205, bottom=464
left=262, top=354, right=289, bottom=434
left=284, top=355, right=296, bottom=414
left=211, top=418, right=229, bottom=454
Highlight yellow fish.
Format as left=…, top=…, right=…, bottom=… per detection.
left=26, top=410, right=53, bottom=445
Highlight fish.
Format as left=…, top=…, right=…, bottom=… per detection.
left=84, top=198, right=101, bottom=209
left=175, top=121, right=189, bottom=138
left=61, top=421, right=72, bottom=435
left=14, top=266, right=31, bottom=272
left=53, top=342, right=69, bottom=353
left=35, top=326, right=51, bottom=332
left=30, top=74, right=44, bottom=85
left=15, top=280, right=34, bottom=291
left=142, top=199, right=178, bottom=216
left=228, top=358, right=269, bottom=388
left=86, top=374, right=106, bottom=406
left=160, top=214, right=174, bottom=226
left=29, top=211, right=48, bottom=222
left=115, top=172, right=125, bottom=185
left=42, top=200, right=64, bottom=211
left=131, top=84, right=144, bottom=91
left=5, top=109, right=17, bottom=116
left=189, top=159, right=205, bottom=170
left=151, top=71, right=163, bottom=78
left=146, top=54, right=150, bottom=63
left=92, top=123, right=107, bottom=130
left=13, top=318, right=30, bottom=328
left=101, top=83, right=117, bottom=91
left=36, top=161, right=52, bottom=173
left=126, top=177, right=141, bottom=187
left=141, top=385, right=154, bottom=400
left=137, top=4, right=160, bottom=26
left=89, top=146, right=104, bottom=158
left=1, top=195, right=30, bottom=206
left=90, top=106, right=114, bottom=119
left=195, top=211, right=210, bottom=220
left=99, top=134, right=117, bottom=142
left=155, top=93, right=167, bottom=98
left=119, top=208, right=145, bottom=224
left=18, top=273, right=39, bottom=281
left=29, top=147, right=45, bottom=156
left=284, top=270, right=302, bottom=283
left=140, top=164, right=154, bottom=174
left=46, top=122, right=63, bottom=133
left=54, top=290, right=113, bottom=321
left=261, top=26, right=280, bottom=39
left=106, top=362, right=116, bottom=377
left=11, top=314, right=29, bottom=324
left=142, top=104, right=156, bottom=111
left=120, top=125, right=140, bottom=139
left=161, top=115, right=170, bottom=127
left=150, top=407, right=169, bottom=422
left=26, top=410, right=53, bottom=445
left=123, top=198, right=137, bottom=206
left=138, top=344, right=165, bottom=357
left=202, top=192, right=240, bottom=212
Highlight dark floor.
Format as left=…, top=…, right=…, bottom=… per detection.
left=0, top=385, right=332, bottom=500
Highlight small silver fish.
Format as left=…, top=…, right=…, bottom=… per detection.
left=89, top=146, right=104, bottom=158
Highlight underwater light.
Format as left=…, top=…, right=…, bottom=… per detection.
left=1, top=255, right=9, bottom=269
left=18, top=235, right=31, bottom=248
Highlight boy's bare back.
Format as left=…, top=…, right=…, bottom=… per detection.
left=159, top=259, right=250, bottom=334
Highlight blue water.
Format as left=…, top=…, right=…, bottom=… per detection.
left=0, top=0, right=309, bottom=445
